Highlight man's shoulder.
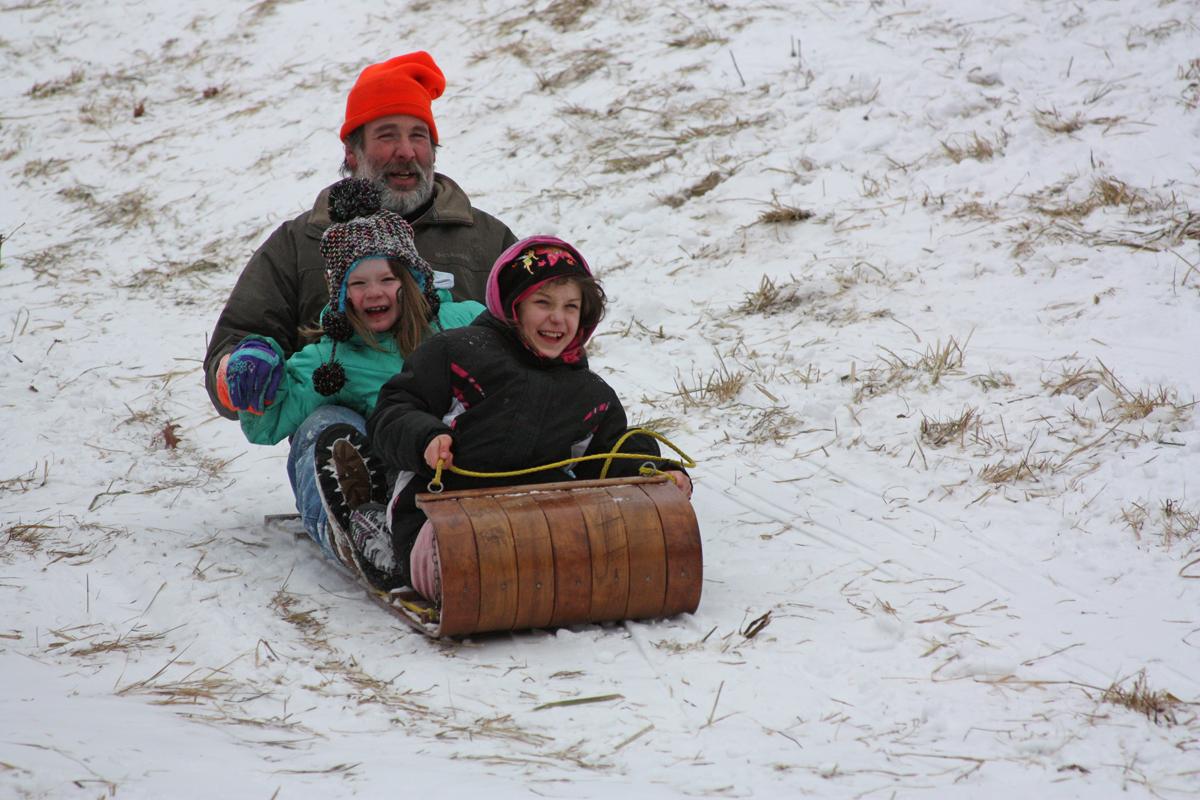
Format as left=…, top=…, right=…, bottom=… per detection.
left=427, top=174, right=508, bottom=230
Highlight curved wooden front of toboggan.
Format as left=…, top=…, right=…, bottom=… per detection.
left=404, top=475, right=701, bottom=637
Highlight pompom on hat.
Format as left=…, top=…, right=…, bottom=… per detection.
left=313, top=178, right=439, bottom=395
left=485, top=236, right=597, bottom=361
left=340, top=51, right=445, bottom=144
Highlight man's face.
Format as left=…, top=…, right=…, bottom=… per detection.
left=346, top=114, right=436, bottom=215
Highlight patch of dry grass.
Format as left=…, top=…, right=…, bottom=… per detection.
left=21, top=158, right=69, bottom=179
left=54, top=624, right=175, bottom=658
left=28, top=68, right=84, bottom=99
left=821, top=77, right=879, bottom=110
left=603, top=148, right=677, bottom=174
left=1042, top=360, right=1183, bottom=422
left=757, top=199, right=814, bottom=225
left=1033, top=176, right=1162, bottom=220
left=662, top=171, right=723, bottom=208
left=1095, top=361, right=1186, bottom=422
left=116, top=649, right=273, bottom=721
left=920, top=407, right=979, bottom=448
left=1122, top=499, right=1200, bottom=545
left=1109, top=208, right=1200, bottom=253
left=1181, top=58, right=1200, bottom=110
left=740, top=407, right=802, bottom=445
left=544, top=0, right=598, bottom=30
left=0, top=461, right=49, bottom=496
left=951, top=197, right=1001, bottom=222
left=92, top=189, right=154, bottom=230
left=118, top=259, right=223, bottom=292
left=271, top=588, right=327, bottom=648
left=1126, top=20, right=1184, bottom=49
left=313, top=658, right=439, bottom=717
left=58, top=182, right=99, bottom=208
left=969, top=370, right=1013, bottom=391
left=666, top=114, right=771, bottom=145
left=736, top=275, right=803, bottom=316
left=868, top=336, right=969, bottom=398
left=2, top=521, right=56, bottom=558
left=632, top=416, right=683, bottom=436
left=667, top=29, right=728, bottom=49
left=1032, top=107, right=1085, bottom=134
left=941, top=131, right=1006, bottom=163
left=244, top=0, right=296, bottom=21
left=536, top=48, right=609, bottom=91
left=674, top=361, right=747, bottom=409
left=979, top=451, right=1056, bottom=484
left=1101, top=670, right=1184, bottom=725
left=1045, top=363, right=1103, bottom=400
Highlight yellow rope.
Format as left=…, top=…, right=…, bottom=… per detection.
left=427, top=428, right=694, bottom=493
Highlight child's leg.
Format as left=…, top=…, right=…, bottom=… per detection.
left=409, top=521, right=441, bottom=602
left=286, top=405, right=366, bottom=561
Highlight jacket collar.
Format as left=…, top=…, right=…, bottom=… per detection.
left=305, top=173, right=475, bottom=238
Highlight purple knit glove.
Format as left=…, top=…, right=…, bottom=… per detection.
left=225, top=338, right=283, bottom=414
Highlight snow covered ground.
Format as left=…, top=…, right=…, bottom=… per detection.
left=3, top=0, right=1199, bottom=797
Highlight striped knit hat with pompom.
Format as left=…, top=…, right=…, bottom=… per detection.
left=313, top=178, right=439, bottom=395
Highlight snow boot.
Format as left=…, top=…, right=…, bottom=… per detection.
left=314, top=424, right=388, bottom=572
left=348, top=502, right=408, bottom=590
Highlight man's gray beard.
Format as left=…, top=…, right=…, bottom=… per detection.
left=357, top=160, right=435, bottom=216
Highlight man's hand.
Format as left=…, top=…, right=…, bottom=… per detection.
left=424, top=434, right=454, bottom=470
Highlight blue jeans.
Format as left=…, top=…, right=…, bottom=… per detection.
left=287, top=405, right=367, bottom=562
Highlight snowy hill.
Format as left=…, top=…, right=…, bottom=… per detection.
left=2, top=0, right=1199, bottom=797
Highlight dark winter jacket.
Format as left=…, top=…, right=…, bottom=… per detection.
left=203, top=174, right=516, bottom=418
left=368, top=312, right=667, bottom=554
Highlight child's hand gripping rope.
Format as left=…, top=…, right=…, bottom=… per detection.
left=424, top=434, right=454, bottom=471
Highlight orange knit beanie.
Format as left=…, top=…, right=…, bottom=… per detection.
left=340, top=52, right=445, bottom=143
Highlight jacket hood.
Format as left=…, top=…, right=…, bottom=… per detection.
left=484, top=236, right=596, bottom=363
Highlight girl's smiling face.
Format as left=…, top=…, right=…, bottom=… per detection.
left=345, top=258, right=401, bottom=333
left=515, top=279, right=582, bottom=359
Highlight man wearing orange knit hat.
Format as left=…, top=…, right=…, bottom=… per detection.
left=204, top=52, right=516, bottom=421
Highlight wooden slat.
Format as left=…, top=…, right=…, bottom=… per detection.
left=539, top=492, right=592, bottom=627
left=577, top=488, right=630, bottom=622
left=643, top=481, right=703, bottom=616
left=607, top=484, right=668, bottom=620
left=459, top=496, right=519, bottom=633
left=421, top=499, right=480, bottom=637
left=498, top=493, right=556, bottom=630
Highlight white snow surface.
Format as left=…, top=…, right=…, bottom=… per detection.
left=3, top=0, right=1200, bottom=797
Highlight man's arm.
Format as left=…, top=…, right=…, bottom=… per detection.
left=203, top=222, right=305, bottom=418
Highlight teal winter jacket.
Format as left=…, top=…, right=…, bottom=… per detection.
left=239, top=292, right=483, bottom=445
